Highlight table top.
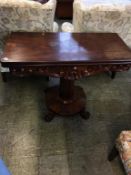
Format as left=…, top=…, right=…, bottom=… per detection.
left=1, top=32, right=131, bottom=67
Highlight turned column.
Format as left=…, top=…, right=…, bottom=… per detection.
left=59, top=78, right=74, bottom=101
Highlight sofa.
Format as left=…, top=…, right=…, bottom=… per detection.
left=62, top=0, right=131, bottom=48
left=0, top=0, right=57, bottom=32
left=108, top=131, right=131, bottom=175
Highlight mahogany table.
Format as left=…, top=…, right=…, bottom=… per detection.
left=1, top=32, right=131, bottom=121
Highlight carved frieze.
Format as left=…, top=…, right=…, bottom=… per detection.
left=9, top=64, right=131, bottom=80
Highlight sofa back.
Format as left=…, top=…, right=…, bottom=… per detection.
left=0, top=0, right=56, bottom=32
left=73, top=0, right=131, bottom=48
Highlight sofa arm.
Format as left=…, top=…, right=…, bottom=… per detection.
left=0, top=0, right=56, bottom=9
left=0, top=0, right=57, bottom=32
left=61, top=22, right=74, bottom=32
left=53, top=21, right=59, bottom=32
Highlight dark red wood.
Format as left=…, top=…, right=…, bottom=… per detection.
left=45, top=83, right=86, bottom=116
left=59, top=78, right=74, bottom=100
left=56, top=0, right=73, bottom=19
left=45, top=77, right=90, bottom=121
left=1, top=32, right=131, bottom=66
left=1, top=32, right=131, bottom=121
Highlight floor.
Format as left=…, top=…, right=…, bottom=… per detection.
left=0, top=32, right=131, bottom=175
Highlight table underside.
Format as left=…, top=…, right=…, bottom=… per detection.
left=1, top=63, right=130, bottom=121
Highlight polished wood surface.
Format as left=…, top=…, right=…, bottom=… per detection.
left=2, top=32, right=131, bottom=67
left=45, top=78, right=89, bottom=121
left=1, top=32, right=131, bottom=121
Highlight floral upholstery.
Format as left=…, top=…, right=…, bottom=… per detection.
left=116, top=131, right=131, bottom=175
left=0, top=0, right=56, bottom=32
left=62, top=0, right=131, bottom=48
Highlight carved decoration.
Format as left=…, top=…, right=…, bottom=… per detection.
left=9, top=64, right=131, bottom=80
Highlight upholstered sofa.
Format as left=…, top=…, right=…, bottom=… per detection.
left=62, top=0, right=131, bottom=48
left=108, top=131, right=131, bottom=175
left=0, top=0, right=57, bottom=32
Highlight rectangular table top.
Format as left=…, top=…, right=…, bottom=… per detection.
left=1, top=32, right=131, bottom=66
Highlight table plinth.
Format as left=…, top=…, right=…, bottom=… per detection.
left=45, top=78, right=90, bottom=121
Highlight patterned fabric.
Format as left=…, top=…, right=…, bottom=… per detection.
left=116, top=131, right=131, bottom=175
left=72, top=0, right=131, bottom=48
left=0, top=0, right=56, bottom=32
left=61, top=22, right=74, bottom=32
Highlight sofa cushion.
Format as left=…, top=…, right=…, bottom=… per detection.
left=116, top=131, right=131, bottom=175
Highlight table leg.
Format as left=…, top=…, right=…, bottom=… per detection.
left=1, top=72, right=8, bottom=82
left=111, top=71, right=116, bottom=79
left=108, top=145, right=118, bottom=161
left=44, top=111, right=55, bottom=122
left=80, top=109, right=90, bottom=120
left=45, top=78, right=90, bottom=121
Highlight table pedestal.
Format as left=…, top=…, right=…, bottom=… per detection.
left=45, top=78, right=90, bottom=121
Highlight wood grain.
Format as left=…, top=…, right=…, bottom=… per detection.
left=2, top=32, right=131, bottom=67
